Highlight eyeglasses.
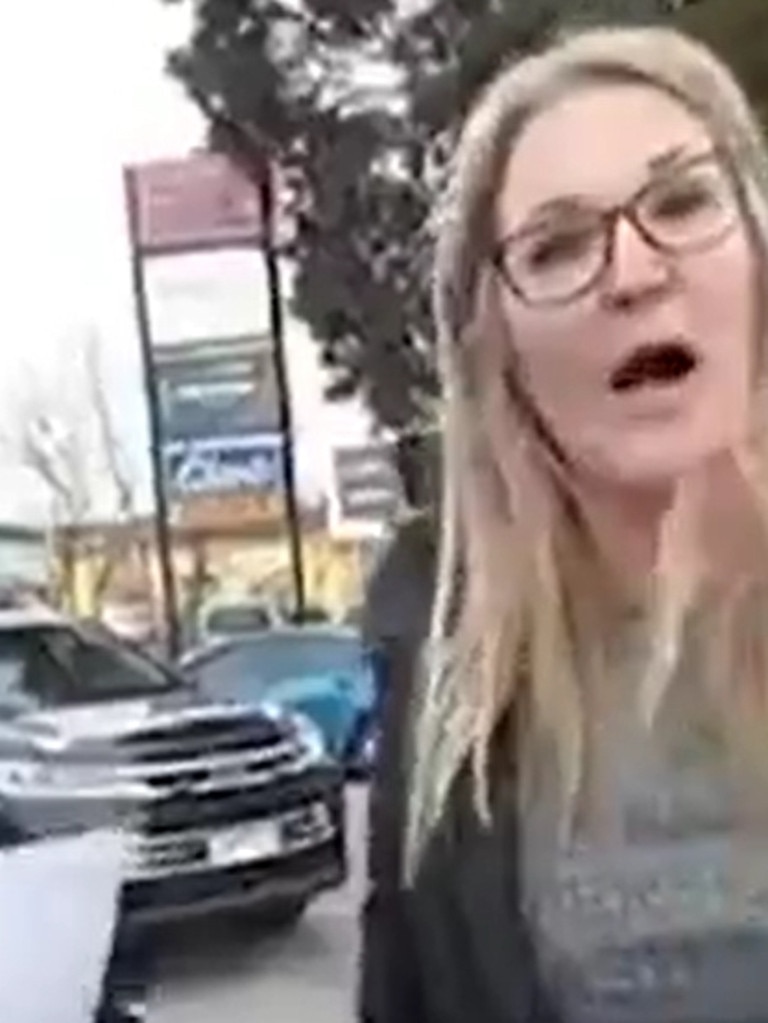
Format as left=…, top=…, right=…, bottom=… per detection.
left=491, top=151, right=741, bottom=308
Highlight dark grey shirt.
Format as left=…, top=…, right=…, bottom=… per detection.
left=523, top=623, right=768, bottom=1023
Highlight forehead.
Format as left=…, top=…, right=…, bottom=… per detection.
left=496, top=83, right=712, bottom=230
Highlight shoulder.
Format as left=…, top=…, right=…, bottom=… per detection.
left=361, top=510, right=438, bottom=648
left=382, top=510, right=438, bottom=577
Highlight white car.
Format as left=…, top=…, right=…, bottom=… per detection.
left=197, top=596, right=283, bottom=645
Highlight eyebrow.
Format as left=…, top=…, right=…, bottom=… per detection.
left=646, top=144, right=696, bottom=174
left=508, top=144, right=705, bottom=236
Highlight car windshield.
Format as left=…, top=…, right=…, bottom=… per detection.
left=0, top=626, right=181, bottom=711
left=0, top=634, right=29, bottom=711
left=192, top=631, right=367, bottom=694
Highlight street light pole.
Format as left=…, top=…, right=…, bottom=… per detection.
left=257, top=163, right=307, bottom=621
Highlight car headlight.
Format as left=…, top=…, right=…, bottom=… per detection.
left=0, top=758, right=48, bottom=789
left=0, top=758, right=98, bottom=792
left=0, top=757, right=147, bottom=800
left=290, top=713, right=327, bottom=763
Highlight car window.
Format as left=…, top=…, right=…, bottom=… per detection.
left=65, top=639, right=180, bottom=703
left=251, top=635, right=365, bottom=683
left=0, top=626, right=181, bottom=711
left=27, top=631, right=79, bottom=705
left=0, top=634, right=34, bottom=712
left=193, top=646, right=261, bottom=697
left=0, top=629, right=75, bottom=711
left=195, top=632, right=366, bottom=692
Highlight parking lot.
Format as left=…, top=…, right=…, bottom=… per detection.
left=148, top=785, right=367, bottom=1022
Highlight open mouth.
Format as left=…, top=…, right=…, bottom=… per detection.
left=610, top=340, right=698, bottom=393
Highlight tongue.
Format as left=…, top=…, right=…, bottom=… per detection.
left=611, top=344, right=695, bottom=392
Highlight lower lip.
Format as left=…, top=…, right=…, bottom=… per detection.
left=610, top=370, right=699, bottom=417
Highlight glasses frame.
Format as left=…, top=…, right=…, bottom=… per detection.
left=491, top=150, right=741, bottom=308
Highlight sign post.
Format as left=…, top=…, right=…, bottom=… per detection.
left=124, top=151, right=306, bottom=652
left=124, top=165, right=181, bottom=658
left=257, top=162, right=306, bottom=618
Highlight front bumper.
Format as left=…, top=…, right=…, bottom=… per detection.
left=121, top=766, right=346, bottom=926
left=121, top=841, right=344, bottom=926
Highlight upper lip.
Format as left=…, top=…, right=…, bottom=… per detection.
left=608, top=336, right=700, bottom=392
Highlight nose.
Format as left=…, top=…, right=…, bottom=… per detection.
left=600, top=213, right=677, bottom=311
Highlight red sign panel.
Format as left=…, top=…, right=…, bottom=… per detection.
left=130, top=154, right=263, bottom=253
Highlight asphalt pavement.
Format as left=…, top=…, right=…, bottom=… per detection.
left=148, top=785, right=367, bottom=1023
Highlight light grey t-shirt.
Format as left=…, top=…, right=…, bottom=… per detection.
left=522, top=622, right=768, bottom=1023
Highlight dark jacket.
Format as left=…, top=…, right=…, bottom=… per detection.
left=360, top=511, right=437, bottom=658
left=358, top=515, right=559, bottom=1023
left=361, top=719, right=560, bottom=1022
left=359, top=511, right=435, bottom=1022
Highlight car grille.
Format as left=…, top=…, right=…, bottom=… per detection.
left=141, top=772, right=330, bottom=834
left=118, top=713, right=286, bottom=763
left=115, top=711, right=336, bottom=881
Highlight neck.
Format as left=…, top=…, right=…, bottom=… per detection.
left=576, top=478, right=675, bottom=590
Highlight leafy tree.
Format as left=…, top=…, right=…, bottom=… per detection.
left=163, top=0, right=704, bottom=439
left=676, top=0, right=768, bottom=126
left=164, top=0, right=437, bottom=432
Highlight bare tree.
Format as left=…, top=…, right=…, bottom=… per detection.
left=82, top=334, right=137, bottom=524
left=10, top=329, right=141, bottom=610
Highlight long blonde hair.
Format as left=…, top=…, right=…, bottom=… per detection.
left=406, top=25, right=768, bottom=880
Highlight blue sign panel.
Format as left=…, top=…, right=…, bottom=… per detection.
left=164, top=434, right=283, bottom=497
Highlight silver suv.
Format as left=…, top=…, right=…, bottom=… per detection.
left=0, top=607, right=346, bottom=928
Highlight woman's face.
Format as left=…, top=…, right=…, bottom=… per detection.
left=494, top=83, right=757, bottom=491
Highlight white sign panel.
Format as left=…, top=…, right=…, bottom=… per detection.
left=0, top=829, right=126, bottom=1023
left=145, top=248, right=270, bottom=345
left=328, top=441, right=401, bottom=539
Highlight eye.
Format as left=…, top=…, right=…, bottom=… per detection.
left=521, top=224, right=597, bottom=271
left=649, top=183, right=716, bottom=219
left=644, top=162, right=729, bottom=223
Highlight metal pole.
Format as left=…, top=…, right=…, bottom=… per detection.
left=258, top=164, right=307, bottom=621
left=123, top=167, right=181, bottom=658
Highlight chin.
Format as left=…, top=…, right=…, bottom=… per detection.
left=585, top=434, right=734, bottom=493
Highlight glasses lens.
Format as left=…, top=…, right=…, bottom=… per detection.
left=637, top=156, right=739, bottom=252
left=500, top=212, right=605, bottom=305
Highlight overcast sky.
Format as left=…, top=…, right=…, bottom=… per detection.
left=0, top=0, right=368, bottom=525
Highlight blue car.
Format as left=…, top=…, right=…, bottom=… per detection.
left=182, top=625, right=378, bottom=775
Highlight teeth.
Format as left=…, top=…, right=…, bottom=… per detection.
left=611, top=343, right=696, bottom=392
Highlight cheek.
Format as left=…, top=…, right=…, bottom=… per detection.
left=504, top=300, right=601, bottom=426
left=689, top=234, right=756, bottom=379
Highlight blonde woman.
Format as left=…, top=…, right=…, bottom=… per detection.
left=359, top=24, right=768, bottom=1023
